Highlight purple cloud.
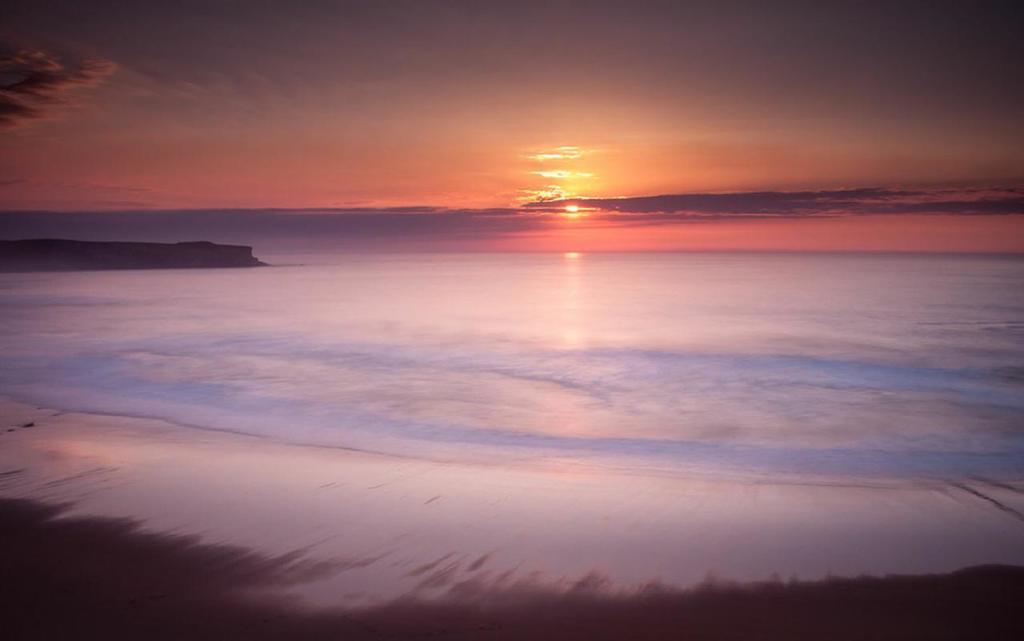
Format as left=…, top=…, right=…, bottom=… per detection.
left=1, top=187, right=1021, bottom=250
left=0, top=47, right=117, bottom=129
left=526, top=188, right=1024, bottom=220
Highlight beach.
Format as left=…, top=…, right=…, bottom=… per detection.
left=1, top=252, right=1023, bottom=634
left=2, top=392, right=1022, bottom=603
left=3, top=396, right=1024, bottom=638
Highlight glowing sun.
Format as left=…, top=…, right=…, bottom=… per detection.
left=563, top=204, right=583, bottom=219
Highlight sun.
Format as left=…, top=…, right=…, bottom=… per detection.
left=562, top=204, right=584, bottom=220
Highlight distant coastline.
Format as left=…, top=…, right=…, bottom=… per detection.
left=0, top=239, right=266, bottom=272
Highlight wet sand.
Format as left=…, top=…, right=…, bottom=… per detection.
left=2, top=396, right=1024, bottom=619
left=3, top=494, right=1023, bottom=640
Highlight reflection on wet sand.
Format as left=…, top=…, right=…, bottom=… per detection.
left=3, top=495, right=1022, bottom=640
left=2, top=398, right=1023, bottom=608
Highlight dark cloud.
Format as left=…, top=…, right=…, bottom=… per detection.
left=2, top=495, right=1023, bottom=640
left=528, top=188, right=1024, bottom=221
left=0, top=208, right=542, bottom=248
left=0, top=47, right=116, bottom=129
left=0, top=187, right=1022, bottom=250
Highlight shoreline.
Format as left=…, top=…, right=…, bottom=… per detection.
left=2, top=493, right=1022, bottom=640
left=3, top=396, right=1024, bottom=608
left=4, top=390, right=1022, bottom=486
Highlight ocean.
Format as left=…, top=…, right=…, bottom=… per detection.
left=3, top=251, right=1022, bottom=479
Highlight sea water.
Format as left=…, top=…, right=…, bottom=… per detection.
left=2, top=251, right=1022, bottom=481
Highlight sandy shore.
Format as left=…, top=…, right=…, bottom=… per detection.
left=2, top=396, right=1024, bottom=618
left=2, top=494, right=1023, bottom=640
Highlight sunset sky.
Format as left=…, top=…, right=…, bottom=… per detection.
left=2, top=1, right=1022, bottom=251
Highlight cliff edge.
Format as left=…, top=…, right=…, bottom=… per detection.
left=0, top=239, right=267, bottom=272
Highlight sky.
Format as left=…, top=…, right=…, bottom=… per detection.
left=1, top=0, right=1022, bottom=251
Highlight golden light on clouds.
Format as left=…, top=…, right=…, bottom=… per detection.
left=527, top=146, right=583, bottom=162
left=533, top=170, right=594, bottom=179
left=517, top=184, right=571, bottom=202
left=520, top=146, right=596, bottom=205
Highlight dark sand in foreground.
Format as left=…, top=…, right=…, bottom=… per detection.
left=2, top=495, right=1022, bottom=641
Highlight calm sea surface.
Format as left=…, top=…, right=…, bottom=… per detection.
left=2, top=251, right=1022, bottom=480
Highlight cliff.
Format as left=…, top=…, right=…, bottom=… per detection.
left=0, top=239, right=267, bottom=272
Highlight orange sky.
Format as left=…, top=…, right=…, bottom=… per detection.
left=1, top=2, right=1022, bottom=251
